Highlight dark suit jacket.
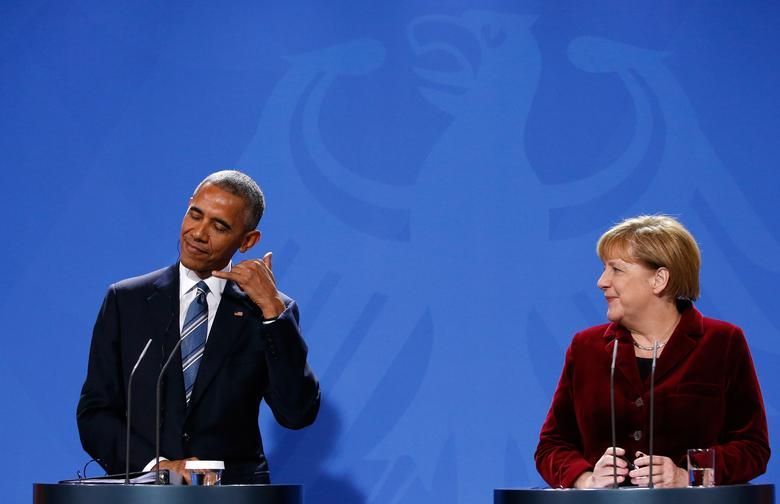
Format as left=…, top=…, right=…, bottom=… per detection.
left=77, top=264, right=320, bottom=483
left=535, top=304, right=769, bottom=488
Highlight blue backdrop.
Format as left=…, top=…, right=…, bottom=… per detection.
left=2, top=1, right=779, bottom=502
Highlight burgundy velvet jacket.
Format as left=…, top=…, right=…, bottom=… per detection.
left=535, top=305, right=769, bottom=488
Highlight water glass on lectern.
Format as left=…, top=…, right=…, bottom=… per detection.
left=184, top=460, right=224, bottom=486
left=687, top=448, right=715, bottom=487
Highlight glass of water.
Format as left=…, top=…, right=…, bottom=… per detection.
left=687, top=448, right=716, bottom=487
left=184, top=460, right=224, bottom=486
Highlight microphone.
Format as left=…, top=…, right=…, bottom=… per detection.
left=648, top=341, right=658, bottom=488
left=155, top=329, right=185, bottom=484
left=125, top=338, right=153, bottom=484
left=609, top=338, right=619, bottom=488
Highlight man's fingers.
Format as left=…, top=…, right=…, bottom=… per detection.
left=229, top=257, right=273, bottom=274
left=158, top=458, right=196, bottom=485
left=212, top=270, right=240, bottom=281
left=182, top=456, right=199, bottom=485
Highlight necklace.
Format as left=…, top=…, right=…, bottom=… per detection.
left=631, top=312, right=681, bottom=352
left=632, top=339, right=666, bottom=351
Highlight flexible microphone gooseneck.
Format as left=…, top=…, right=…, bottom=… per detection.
left=155, top=332, right=185, bottom=484
left=648, top=341, right=659, bottom=489
left=610, top=338, right=619, bottom=488
left=125, top=338, right=153, bottom=484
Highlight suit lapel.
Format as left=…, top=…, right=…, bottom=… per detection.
left=604, top=306, right=703, bottom=390
left=148, top=264, right=179, bottom=336
left=148, top=265, right=186, bottom=408
left=653, top=306, right=702, bottom=382
left=608, top=333, right=645, bottom=395
left=187, top=281, right=253, bottom=411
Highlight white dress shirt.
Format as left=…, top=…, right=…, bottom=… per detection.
left=142, top=262, right=229, bottom=474
left=178, top=262, right=230, bottom=338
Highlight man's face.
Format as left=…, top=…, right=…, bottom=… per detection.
left=179, top=183, right=259, bottom=278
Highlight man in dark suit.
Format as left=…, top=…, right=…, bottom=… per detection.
left=77, top=170, right=320, bottom=484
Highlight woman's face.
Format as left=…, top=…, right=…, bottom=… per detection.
left=597, top=254, right=659, bottom=327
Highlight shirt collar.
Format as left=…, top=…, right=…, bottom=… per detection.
left=179, top=261, right=231, bottom=298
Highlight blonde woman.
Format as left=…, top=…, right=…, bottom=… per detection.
left=535, top=215, right=769, bottom=488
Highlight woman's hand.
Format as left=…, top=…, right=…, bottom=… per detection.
left=629, top=451, right=688, bottom=488
left=574, top=447, right=630, bottom=488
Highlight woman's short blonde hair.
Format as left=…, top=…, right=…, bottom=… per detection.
left=597, top=215, right=701, bottom=301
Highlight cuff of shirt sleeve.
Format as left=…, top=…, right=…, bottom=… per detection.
left=263, top=301, right=293, bottom=324
left=142, top=457, right=168, bottom=472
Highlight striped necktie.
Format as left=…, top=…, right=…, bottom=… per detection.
left=181, top=281, right=209, bottom=404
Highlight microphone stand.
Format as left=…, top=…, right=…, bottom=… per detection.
left=610, top=339, right=619, bottom=488
left=648, top=341, right=658, bottom=489
left=125, top=338, right=153, bottom=484
left=155, top=335, right=185, bottom=484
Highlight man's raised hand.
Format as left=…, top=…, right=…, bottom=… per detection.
left=212, top=252, right=285, bottom=319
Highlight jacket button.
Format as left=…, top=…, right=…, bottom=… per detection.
left=635, top=397, right=644, bottom=407
left=182, top=432, right=191, bottom=442
left=632, top=430, right=643, bottom=441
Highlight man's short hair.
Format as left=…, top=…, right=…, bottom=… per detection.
left=597, top=214, right=701, bottom=301
left=194, top=170, right=265, bottom=230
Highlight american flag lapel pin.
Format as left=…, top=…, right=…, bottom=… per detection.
left=233, top=311, right=244, bottom=317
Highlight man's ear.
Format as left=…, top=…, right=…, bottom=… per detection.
left=652, top=267, right=670, bottom=295
left=239, top=230, right=261, bottom=253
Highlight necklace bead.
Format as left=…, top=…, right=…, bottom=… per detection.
left=632, top=339, right=666, bottom=351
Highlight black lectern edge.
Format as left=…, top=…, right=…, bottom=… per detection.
left=493, top=483, right=775, bottom=504
left=33, top=482, right=305, bottom=504
left=495, top=483, right=765, bottom=491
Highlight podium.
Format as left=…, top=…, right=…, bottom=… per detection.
left=494, top=484, right=774, bottom=504
left=33, top=483, right=302, bottom=504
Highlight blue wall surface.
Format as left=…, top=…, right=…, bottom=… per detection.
left=2, top=1, right=779, bottom=502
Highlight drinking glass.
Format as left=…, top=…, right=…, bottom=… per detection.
left=185, top=460, right=224, bottom=486
left=687, top=448, right=715, bottom=487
